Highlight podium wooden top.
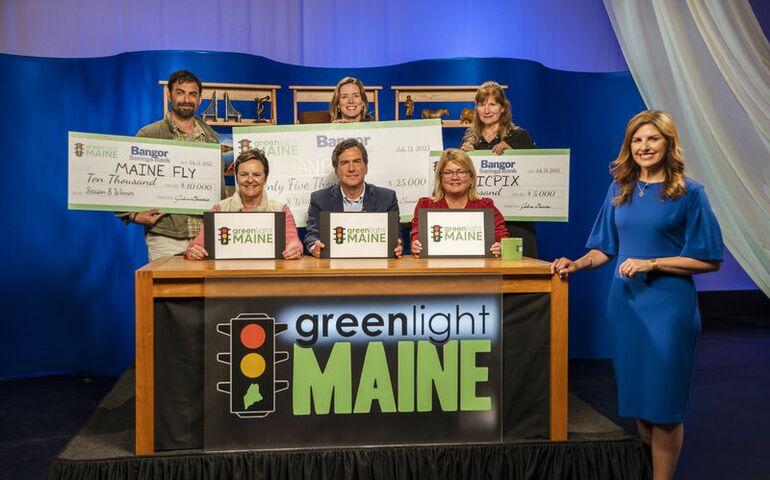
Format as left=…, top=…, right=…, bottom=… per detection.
left=139, top=255, right=553, bottom=279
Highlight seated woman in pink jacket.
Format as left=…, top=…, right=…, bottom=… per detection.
left=410, top=148, right=508, bottom=257
left=184, top=149, right=303, bottom=260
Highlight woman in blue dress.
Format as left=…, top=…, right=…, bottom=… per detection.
left=551, top=110, right=723, bottom=480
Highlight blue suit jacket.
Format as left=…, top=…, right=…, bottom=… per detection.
left=304, top=182, right=400, bottom=253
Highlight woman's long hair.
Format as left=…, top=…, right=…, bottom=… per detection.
left=611, top=110, right=686, bottom=206
left=462, top=81, right=516, bottom=145
left=431, top=148, right=479, bottom=202
left=329, top=77, right=371, bottom=121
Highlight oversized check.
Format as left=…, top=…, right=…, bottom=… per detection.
left=233, top=120, right=443, bottom=226
left=68, top=132, right=222, bottom=214
left=429, top=149, right=570, bottom=221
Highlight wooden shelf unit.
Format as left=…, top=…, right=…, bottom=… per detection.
left=289, top=85, right=383, bottom=124
left=160, top=81, right=281, bottom=127
left=391, top=85, right=508, bottom=128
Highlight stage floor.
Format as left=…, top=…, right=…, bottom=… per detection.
left=49, top=368, right=647, bottom=479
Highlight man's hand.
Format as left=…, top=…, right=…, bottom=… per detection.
left=133, top=209, right=165, bottom=225
left=312, top=240, right=326, bottom=258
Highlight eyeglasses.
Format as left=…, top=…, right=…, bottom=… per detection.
left=441, top=169, right=470, bottom=178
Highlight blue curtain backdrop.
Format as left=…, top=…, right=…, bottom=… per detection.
left=1, top=51, right=648, bottom=377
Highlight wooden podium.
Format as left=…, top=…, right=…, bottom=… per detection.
left=135, top=256, right=567, bottom=454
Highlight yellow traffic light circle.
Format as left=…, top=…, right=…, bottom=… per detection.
left=240, top=353, right=266, bottom=378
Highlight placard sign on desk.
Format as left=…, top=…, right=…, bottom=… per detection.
left=203, top=212, right=285, bottom=259
left=429, top=149, right=570, bottom=221
left=418, top=209, right=494, bottom=258
left=68, top=132, right=222, bottom=214
left=203, top=290, right=502, bottom=449
left=320, top=212, right=399, bottom=258
left=233, top=120, right=443, bottom=226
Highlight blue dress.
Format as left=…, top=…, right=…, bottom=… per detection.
left=587, top=179, right=723, bottom=423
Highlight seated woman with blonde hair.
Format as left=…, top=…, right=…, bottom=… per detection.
left=410, top=148, right=508, bottom=257
left=184, top=149, right=303, bottom=260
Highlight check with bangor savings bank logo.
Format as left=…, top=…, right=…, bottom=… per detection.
left=68, top=132, right=222, bottom=214
left=233, top=119, right=444, bottom=227
left=429, top=149, right=571, bottom=222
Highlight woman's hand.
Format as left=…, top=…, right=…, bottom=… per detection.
left=492, top=140, right=511, bottom=155
left=618, top=258, right=654, bottom=278
left=460, top=142, right=475, bottom=152
left=184, top=244, right=208, bottom=261
left=282, top=243, right=303, bottom=260
left=550, top=257, right=578, bottom=278
left=411, top=240, right=423, bottom=257
left=490, top=242, right=501, bottom=257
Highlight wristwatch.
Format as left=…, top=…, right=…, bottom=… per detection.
left=649, top=258, right=658, bottom=271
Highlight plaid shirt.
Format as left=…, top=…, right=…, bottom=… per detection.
left=167, top=115, right=210, bottom=237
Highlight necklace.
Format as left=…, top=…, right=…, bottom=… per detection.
left=637, top=181, right=650, bottom=198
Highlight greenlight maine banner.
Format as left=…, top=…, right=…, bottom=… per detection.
left=204, top=292, right=502, bottom=450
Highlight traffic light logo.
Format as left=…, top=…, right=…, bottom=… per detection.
left=74, top=142, right=84, bottom=157
left=238, top=138, right=252, bottom=154
left=216, top=313, right=289, bottom=418
left=218, top=227, right=231, bottom=245
left=431, top=225, right=443, bottom=242
left=333, top=226, right=346, bottom=245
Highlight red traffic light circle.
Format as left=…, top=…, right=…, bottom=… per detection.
left=240, top=323, right=266, bottom=349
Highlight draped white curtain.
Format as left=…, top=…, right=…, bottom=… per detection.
left=603, top=0, right=770, bottom=295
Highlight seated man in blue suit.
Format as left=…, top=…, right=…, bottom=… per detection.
left=305, top=138, right=402, bottom=257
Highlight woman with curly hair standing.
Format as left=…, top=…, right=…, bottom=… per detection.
left=551, top=110, right=723, bottom=479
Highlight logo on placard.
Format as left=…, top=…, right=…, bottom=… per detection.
left=218, top=227, right=232, bottom=245
left=216, top=313, right=289, bottom=418
left=431, top=225, right=443, bottom=242
left=73, top=142, right=118, bottom=159
left=217, top=226, right=274, bottom=246
left=333, top=226, right=346, bottom=244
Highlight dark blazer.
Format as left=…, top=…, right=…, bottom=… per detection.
left=304, top=182, right=400, bottom=253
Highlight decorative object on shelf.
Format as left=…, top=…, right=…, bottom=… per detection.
left=404, top=95, right=415, bottom=118
left=421, top=108, right=449, bottom=119
left=460, top=107, right=474, bottom=124
left=255, top=96, right=270, bottom=122
left=224, top=92, right=242, bottom=122
left=201, top=91, right=218, bottom=122
left=160, top=81, right=280, bottom=126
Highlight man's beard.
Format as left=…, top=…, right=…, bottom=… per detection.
left=172, top=103, right=196, bottom=119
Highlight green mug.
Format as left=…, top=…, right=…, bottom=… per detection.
left=501, top=237, right=523, bottom=260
